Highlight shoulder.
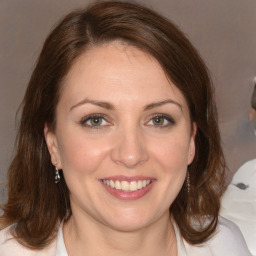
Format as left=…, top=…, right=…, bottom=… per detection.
left=0, top=224, right=57, bottom=256
left=212, top=216, right=251, bottom=254
left=184, top=216, right=252, bottom=256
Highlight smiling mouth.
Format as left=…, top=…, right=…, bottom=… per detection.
left=102, top=179, right=152, bottom=192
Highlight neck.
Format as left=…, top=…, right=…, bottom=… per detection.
left=63, top=212, right=177, bottom=256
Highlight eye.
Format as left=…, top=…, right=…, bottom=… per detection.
left=80, top=114, right=110, bottom=128
left=146, top=114, right=175, bottom=127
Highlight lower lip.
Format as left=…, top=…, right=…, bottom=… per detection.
left=101, top=181, right=155, bottom=200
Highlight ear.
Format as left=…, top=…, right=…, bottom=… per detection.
left=44, top=123, right=62, bottom=169
left=249, top=108, right=256, bottom=121
left=187, top=122, right=197, bottom=165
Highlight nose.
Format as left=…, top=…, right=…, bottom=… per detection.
left=111, top=127, right=149, bottom=169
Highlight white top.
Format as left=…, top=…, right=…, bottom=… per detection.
left=0, top=216, right=252, bottom=256
left=220, top=159, right=256, bottom=256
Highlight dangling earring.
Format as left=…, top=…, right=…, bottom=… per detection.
left=186, top=171, right=190, bottom=193
left=55, top=162, right=61, bottom=184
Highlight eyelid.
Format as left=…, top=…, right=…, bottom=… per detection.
left=80, top=113, right=112, bottom=127
left=145, top=113, right=175, bottom=127
left=80, top=113, right=175, bottom=129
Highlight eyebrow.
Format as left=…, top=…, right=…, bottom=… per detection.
left=144, top=99, right=182, bottom=111
left=70, top=98, right=114, bottom=111
left=70, top=98, right=182, bottom=111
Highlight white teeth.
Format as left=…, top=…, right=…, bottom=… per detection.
left=121, top=181, right=130, bottom=191
left=115, top=180, right=121, bottom=190
left=129, top=181, right=137, bottom=191
left=110, top=180, right=115, bottom=188
left=103, top=179, right=152, bottom=192
left=137, top=180, right=143, bottom=189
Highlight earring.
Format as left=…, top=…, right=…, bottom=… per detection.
left=186, top=171, right=190, bottom=193
left=55, top=162, right=61, bottom=184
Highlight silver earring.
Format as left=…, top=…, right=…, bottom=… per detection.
left=55, top=163, right=61, bottom=184
left=186, top=171, right=190, bottom=193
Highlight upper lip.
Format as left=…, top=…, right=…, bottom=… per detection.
left=100, top=175, right=156, bottom=182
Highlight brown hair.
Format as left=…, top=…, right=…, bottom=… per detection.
left=1, top=0, right=226, bottom=249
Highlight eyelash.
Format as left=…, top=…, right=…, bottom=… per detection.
left=146, top=113, right=175, bottom=128
left=80, top=113, right=175, bottom=129
left=80, top=114, right=111, bottom=129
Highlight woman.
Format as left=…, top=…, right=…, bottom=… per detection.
left=0, top=1, right=251, bottom=255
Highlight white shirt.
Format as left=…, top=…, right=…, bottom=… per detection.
left=220, top=159, right=256, bottom=256
left=0, top=216, right=252, bottom=256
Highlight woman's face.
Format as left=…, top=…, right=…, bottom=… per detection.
left=45, top=41, right=196, bottom=231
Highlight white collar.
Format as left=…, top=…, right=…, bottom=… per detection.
left=172, top=219, right=188, bottom=256
left=56, top=223, right=68, bottom=256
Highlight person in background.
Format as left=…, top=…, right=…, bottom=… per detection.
left=249, top=80, right=256, bottom=135
left=220, top=80, right=256, bottom=256
left=0, top=1, right=251, bottom=255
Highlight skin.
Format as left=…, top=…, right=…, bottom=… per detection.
left=45, top=41, right=196, bottom=256
left=249, top=108, right=256, bottom=135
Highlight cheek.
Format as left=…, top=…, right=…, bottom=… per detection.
left=147, top=135, right=190, bottom=210
left=150, top=135, right=190, bottom=172
left=56, top=128, right=111, bottom=176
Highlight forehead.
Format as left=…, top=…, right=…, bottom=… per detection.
left=60, top=41, right=188, bottom=110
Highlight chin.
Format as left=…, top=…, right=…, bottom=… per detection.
left=101, top=207, right=164, bottom=232
left=107, top=218, right=150, bottom=232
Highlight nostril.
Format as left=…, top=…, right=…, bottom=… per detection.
left=232, top=183, right=249, bottom=190
left=110, top=135, right=149, bottom=168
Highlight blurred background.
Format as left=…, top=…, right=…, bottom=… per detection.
left=1, top=0, right=256, bottom=204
